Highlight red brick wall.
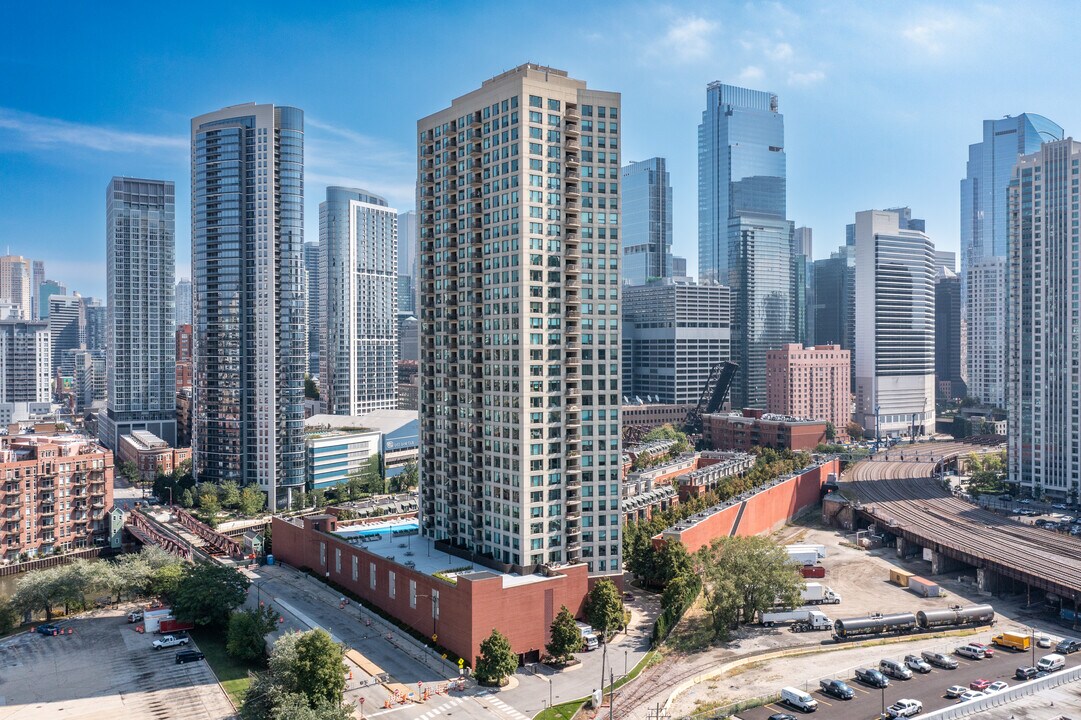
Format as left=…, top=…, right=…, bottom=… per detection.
left=652, top=459, right=840, bottom=554
left=271, top=517, right=590, bottom=665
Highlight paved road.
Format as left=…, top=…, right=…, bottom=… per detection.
left=249, top=564, right=660, bottom=720
left=739, top=645, right=1081, bottom=720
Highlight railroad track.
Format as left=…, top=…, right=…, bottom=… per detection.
left=843, top=442, right=1081, bottom=598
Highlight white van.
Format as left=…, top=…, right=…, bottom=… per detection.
left=781, top=686, right=818, bottom=712
left=1037, top=653, right=1065, bottom=672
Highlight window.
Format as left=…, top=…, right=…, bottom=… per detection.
left=409, top=579, right=417, bottom=608
left=529, top=95, right=542, bottom=108
left=389, top=570, right=396, bottom=599
left=335, top=548, right=341, bottom=573
left=319, top=542, right=326, bottom=567
left=352, top=555, right=358, bottom=581
left=432, top=589, right=440, bottom=619
left=370, top=562, right=377, bottom=589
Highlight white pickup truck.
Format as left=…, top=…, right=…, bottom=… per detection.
left=886, top=699, right=923, bottom=718
left=152, top=634, right=190, bottom=650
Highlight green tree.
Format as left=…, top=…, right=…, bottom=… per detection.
left=546, top=605, right=581, bottom=664
left=118, top=460, right=141, bottom=488
left=586, top=578, right=624, bottom=637
left=239, top=485, right=266, bottom=516
left=825, top=422, right=836, bottom=441
left=391, top=462, right=418, bottom=492
left=172, top=562, right=249, bottom=628
left=291, top=490, right=308, bottom=511
left=292, top=629, right=347, bottom=706
left=474, top=628, right=517, bottom=686
left=227, top=605, right=281, bottom=661
left=304, top=374, right=320, bottom=400
left=697, top=536, right=803, bottom=639
left=220, top=480, right=242, bottom=509
left=198, top=492, right=222, bottom=526
left=12, top=565, right=63, bottom=620
left=346, top=455, right=384, bottom=496
left=311, top=489, right=327, bottom=508
left=0, top=597, right=17, bottom=634
left=180, top=487, right=195, bottom=508
left=847, top=421, right=865, bottom=439
left=148, top=562, right=186, bottom=603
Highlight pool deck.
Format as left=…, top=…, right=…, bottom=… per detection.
left=336, top=529, right=551, bottom=589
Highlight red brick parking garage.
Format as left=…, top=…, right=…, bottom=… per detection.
left=271, top=515, right=591, bottom=666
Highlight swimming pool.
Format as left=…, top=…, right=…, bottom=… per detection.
left=337, top=520, right=419, bottom=538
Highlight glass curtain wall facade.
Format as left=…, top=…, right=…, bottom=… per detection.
left=698, top=82, right=793, bottom=408
left=1007, top=140, right=1081, bottom=502
left=621, top=157, right=672, bottom=285
left=397, top=210, right=418, bottom=315
left=191, top=103, right=306, bottom=509
left=304, top=241, right=322, bottom=377
left=320, top=187, right=399, bottom=416
left=962, top=113, right=1062, bottom=407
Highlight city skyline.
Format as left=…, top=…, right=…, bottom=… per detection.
left=4, top=2, right=1081, bottom=298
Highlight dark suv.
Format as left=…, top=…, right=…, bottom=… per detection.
left=1015, top=666, right=1038, bottom=680
left=175, top=649, right=206, bottom=664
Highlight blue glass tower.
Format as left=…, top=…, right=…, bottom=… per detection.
left=698, top=82, right=793, bottom=408
left=962, top=113, right=1062, bottom=407
left=621, top=157, right=673, bottom=285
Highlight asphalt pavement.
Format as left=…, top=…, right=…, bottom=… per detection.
left=738, top=644, right=1080, bottom=720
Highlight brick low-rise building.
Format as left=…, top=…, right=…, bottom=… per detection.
left=272, top=514, right=590, bottom=666
left=117, top=430, right=191, bottom=482
left=0, top=433, right=114, bottom=560
left=702, top=409, right=826, bottom=452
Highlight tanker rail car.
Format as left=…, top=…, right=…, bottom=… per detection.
left=833, top=605, right=994, bottom=642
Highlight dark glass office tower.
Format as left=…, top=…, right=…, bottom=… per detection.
left=191, top=103, right=306, bottom=509
left=698, top=82, right=793, bottom=408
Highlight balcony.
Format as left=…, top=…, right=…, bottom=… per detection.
left=565, top=215, right=581, bottom=230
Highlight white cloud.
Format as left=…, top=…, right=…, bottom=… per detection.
left=738, top=65, right=765, bottom=83
left=0, top=108, right=186, bottom=154
left=787, top=70, right=826, bottom=86
left=650, top=15, right=718, bottom=63
left=902, top=14, right=961, bottom=54
left=304, top=117, right=416, bottom=209
left=769, top=42, right=794, bottom=62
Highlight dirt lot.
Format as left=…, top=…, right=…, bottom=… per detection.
left=651, top=519, right=1071, bottom=720
left=0, top=606, right=235, bottom=719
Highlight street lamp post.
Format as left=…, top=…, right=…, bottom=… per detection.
left=545, top=675, right=552, bottom=708
left=880, top=685, right=885, bottom=718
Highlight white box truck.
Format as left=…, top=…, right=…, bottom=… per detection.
left=575, top=621, right=599, bottom=651
left=143, top=608, right=173, bottom=633
left=787, top=543, right=827, bottom=559
left=786, top=548, right=821, bottom=566
left=801, top=583, right=842, bottom=604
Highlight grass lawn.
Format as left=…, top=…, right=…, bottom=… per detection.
left=189, top=627, right=259, bottom=708
left=533, top=700, right=584, bottom=720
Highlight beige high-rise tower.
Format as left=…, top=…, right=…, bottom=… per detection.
left=0, top=256, right=32, bottom=320
left=417, top=64, right=622, bottom=576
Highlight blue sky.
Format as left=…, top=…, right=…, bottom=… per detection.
left=1, top=1, right=1077, bottom=297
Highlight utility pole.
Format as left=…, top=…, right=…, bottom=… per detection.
left=608, top=669, right=614, bottom=720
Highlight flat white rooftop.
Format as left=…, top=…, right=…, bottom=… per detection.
left=334, top=523, right=552, bottom=589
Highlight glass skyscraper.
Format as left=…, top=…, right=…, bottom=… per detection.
left=320, top=187, right=399, bottom=416
left=961, top=113, right=1062, bottom=407
left=621, top=157, right=673, bottom=285
left=191, top=103, right=306, bottom=510
left=698, top=82, right=793, bottom=408
left=304, top=241, right=321, bottom=376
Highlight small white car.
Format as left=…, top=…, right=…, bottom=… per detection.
left=1038, top=635, right=1053, bottom=648
left=959, top=690, right=986, bottom=702
left=987, top=681, right=1009, bottom=693
left=945, top=685, right=967, bottom=699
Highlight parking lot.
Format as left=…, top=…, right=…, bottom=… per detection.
left=739, top=644, right=1081, bottom=720
left=0, top=607, right=234, bottom=719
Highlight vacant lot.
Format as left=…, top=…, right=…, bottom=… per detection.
left=0, top=606, right=234, bottom=719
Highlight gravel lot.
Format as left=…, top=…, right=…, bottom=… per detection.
left=0, top=606, right=235, bottom=719
left=662, top=521, right=1072, bottom=719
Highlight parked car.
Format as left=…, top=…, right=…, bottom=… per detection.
left=175, top=649, right=205, bottom=664
left=622, top=592, right=635, bottom=601
left=854, top=667, right=889, bottom=688
left=818, top=679, right=854, bottom=700
left=945, top=685, right=967, bottom=698
left=1056, top=638, right=1081, bottom=654
left=1016, top=666, right=1038, bottom=680
left=127, top=611, right=143, bottom=623
left=35, top=624, right=61, bottom=636
left=959, top=690, right=987, bottom=702
left=880, top=658, right=913, bottom=680
left=1037, top=636, right=1053, bottom=649
left=969, top=642, right=995, bottom=658
left=886, top=699, right=923, bottom=718
left=969, top=678, right=992, bottom=691
left=768, top=714, right=797, bottom=720
left=904, top=654, right=932, bottom=673
left=987, top=681, right=1009, bottom=693
left=152, top=634, right=190, bottom=650
left=779, top=687, right=818, bottom=713
left=922, top=650, right=959, bottom=669
left=955, top=644, right=985, bottom=660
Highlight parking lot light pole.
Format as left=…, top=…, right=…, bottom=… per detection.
left=1031, top=626, right=1036, bottom=666
left=880, top=685, right=885, bottom=718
